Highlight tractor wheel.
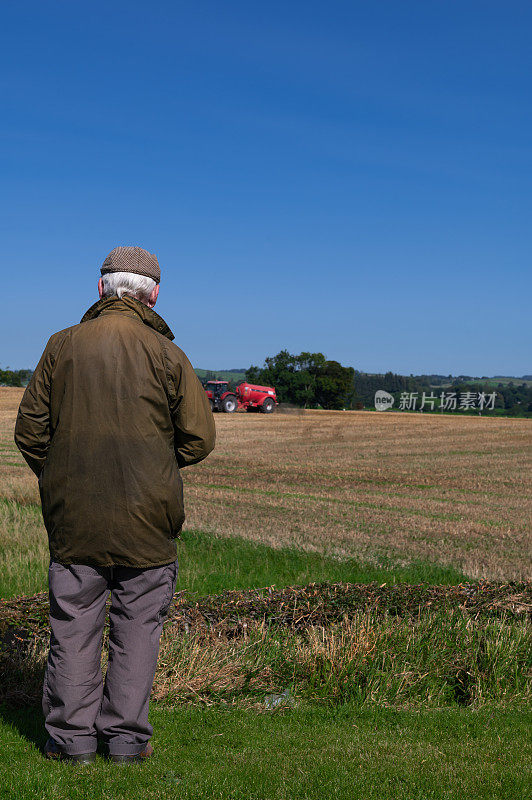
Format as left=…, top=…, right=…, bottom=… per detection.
left=209, top=399, right=214, bottom=411
left=221, top=395, right=238, bottom=413
left=261, top=398, right=275, bottom=414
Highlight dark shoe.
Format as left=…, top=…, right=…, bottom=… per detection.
left=109, top=742, right=154, bottom=764
left=43, top=737, right=96, bottom=764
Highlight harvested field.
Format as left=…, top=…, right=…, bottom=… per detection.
left=1, top=387, right=531, bottom=581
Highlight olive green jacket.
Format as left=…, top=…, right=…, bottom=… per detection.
left=14, top=295, right=215, bottom=567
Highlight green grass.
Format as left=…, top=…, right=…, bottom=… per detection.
left=0, top=500, right=468, bottom=599
left=150, top=610, right=530, bottom=709
left=176, top=530, right=469, bottom=600
left=0, top=704, right=530, bottom=800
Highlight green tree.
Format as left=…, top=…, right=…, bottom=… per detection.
left=314, top=361, right=355, bottom=409
left=246, top=351, right=356, bottom=409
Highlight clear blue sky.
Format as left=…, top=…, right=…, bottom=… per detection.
left=1, top=1, right=530, bottom=376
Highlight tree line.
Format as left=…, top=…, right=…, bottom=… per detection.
left=353, top=371, right=532, bottom=415
left=0, top=368, right=33, bottom=387
left=245, top=352, right=532, bottom=415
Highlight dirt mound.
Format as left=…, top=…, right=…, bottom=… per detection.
left=1, top=581, right=529, bottom=643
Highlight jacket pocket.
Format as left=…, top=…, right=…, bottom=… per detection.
left=168, top=467, right=185, bottom=535
left=157, top=559, right=179, bottom=622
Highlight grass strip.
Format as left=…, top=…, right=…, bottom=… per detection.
left=0, top=705, right=530, bottom=800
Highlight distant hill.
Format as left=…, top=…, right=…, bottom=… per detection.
left=490, top=375, right=532, bottom=384
left=355, top=372, right=532, bottom=389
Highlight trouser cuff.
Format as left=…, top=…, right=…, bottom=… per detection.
left=107, top=740, right=150, bottom=756
left=57, top=736, right=98, bottom=756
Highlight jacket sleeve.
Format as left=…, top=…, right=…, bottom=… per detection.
left=14, top=336, right=56, bottom=477
left=167, top=346, right=216, bottom=468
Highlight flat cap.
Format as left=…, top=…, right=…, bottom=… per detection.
left=101, top=246, right=161, bottom=284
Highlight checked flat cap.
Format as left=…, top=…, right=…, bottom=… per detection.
left=101, top=246, right=161, bottom=284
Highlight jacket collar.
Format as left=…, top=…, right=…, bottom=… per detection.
left=80, top=295, right=175, bottom=341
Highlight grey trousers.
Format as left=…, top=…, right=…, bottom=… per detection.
left=43, top=557, right=178, bottom=756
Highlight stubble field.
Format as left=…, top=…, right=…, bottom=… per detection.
left=1, top=387, right=531, bottom=583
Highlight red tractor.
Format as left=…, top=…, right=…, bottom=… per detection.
left=205, top=381, right=278, bottom=413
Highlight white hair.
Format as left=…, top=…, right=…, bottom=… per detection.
left=101, top=271, right=156, bottom=305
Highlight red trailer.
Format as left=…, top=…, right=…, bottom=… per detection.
left=205, top=381, right=277, bottom=413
